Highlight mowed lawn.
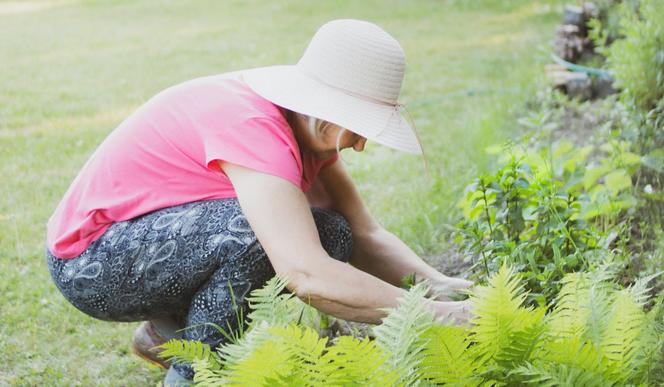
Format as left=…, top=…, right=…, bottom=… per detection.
left=1, top=0, right=562, bottom=385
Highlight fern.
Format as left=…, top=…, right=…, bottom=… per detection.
left=216, top=322, right=272, bottom=370
left=583, top=268, right=616, bottom=346
left=219, top=325, right=327, bottom=385
left=221, top=324, right=397, bottom=386
left=629, top=288, right=664, bottom=383
left=418, top=325, right=482, bottom=386
left=494, top=307, right=547, bottom=369
left=600, top=289, right=647, bottom=381
left=267, top=325, right=328, bottom=383
left=158, top=339, right=221, bottom=370
left=512, top=362, right=617, bottom=387
left=549, top=267, right=614, bottom=343
left=192, top=358, right=227, bottom=386
left=159, top=268, right=664, bottom=386
left=222, top=337, right=296, bottom=386
left=244, top=276, right=321, bottom=330
left=538, top=337, right=616, bottom=378
left=319, top=336, right=399, bottom=386
left=244, top=276, right=295, bottom=326
left=549, top=272, right=590, bottom=339
left=469, top=265, right=530, bottom=365
left=629, top=271, right=663, bottom=307
left=373, top=282, right=435, bottom=386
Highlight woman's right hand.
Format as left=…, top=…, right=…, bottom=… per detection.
left=432, top=300, right=474, bottom=327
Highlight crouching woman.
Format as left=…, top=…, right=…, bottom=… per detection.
left=45, top=19, right=473, bottom=385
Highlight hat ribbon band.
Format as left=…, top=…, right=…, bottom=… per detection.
left=297, top=66, right=398, bottom=107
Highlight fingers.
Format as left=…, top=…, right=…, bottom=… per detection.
left=433, top=300, right=474, bottom=327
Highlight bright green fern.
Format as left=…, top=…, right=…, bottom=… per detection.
left=159, top=268, right=664, bottom=386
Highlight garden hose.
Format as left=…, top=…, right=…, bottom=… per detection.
left=550, top=53, right=613, bottom=80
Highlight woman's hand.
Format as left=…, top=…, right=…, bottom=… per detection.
left=428, top=275, right=474, bottom=301
left=432, top=300, right=474, bottom=327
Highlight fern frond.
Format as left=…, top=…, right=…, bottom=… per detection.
left=600, top=288, right=647, bottom=381
left=538, top=337, right=617, bottom=379
left=222, top=337, right=296, bottom=386
left=245, top=276, right=295, bottom=326
left=511, top=362, right=617, bottom=387
left=584, top=271, right=616, bottom=346
left=628, top=271, right=662, bottom=307
left=418, top=325, right=482, bottom=386
left=549, top=270, right=613, bottom=345
left=549, top=272, right=590, bottom=339
left=158, top=339, right=220, bottom=370
left=320, top=336, right=399, bottom=386
left=244, top=276, right=320, bottom=331
left=469, top=265, right=530, bottom=364
left=192, top=358, right=228, bottom=386
left=221, top=324, right=331, bottom=386
left=268, top=324, right=328, bottom=383
left=494, top=307, right=547, bottom=368
left=631, top=299, right=664, bottom=383
left=216, top=321, right=272, bottom=370
left=373, top=282, right=436, bottom=386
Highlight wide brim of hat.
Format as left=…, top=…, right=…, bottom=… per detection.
left=241, top=65, right=422, bottom=155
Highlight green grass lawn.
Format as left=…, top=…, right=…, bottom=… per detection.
left=1, top=0, right=563, bottom=384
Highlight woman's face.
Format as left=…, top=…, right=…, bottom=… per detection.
left=293, top=114, right=367, bottom=160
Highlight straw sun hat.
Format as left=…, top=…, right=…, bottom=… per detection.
left=242, top=19, right=422, bottom=155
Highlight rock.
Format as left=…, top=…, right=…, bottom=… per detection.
left=554, top=24, right=591, bottom=62
left=563, top=5, right=585, bottom=27
left=546, top=66, right=594, bottom=100
left=565, top=72, right=593, bottom=100
left=593, top=76, right=616, bottom=99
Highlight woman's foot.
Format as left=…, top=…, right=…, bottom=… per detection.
left=132, top=321, right=171, bottom=369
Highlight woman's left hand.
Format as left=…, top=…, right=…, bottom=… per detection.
left=428, top=276, right=474, bottom=301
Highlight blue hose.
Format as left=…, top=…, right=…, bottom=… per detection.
left=551, top=53, right=613, bottom=80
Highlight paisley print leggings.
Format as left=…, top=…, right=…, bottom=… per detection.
left=46, top=198, right=353, bottom=378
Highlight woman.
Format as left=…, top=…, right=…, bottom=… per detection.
left=46, top=19, right=473, bottom=385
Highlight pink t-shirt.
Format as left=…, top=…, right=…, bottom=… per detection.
left=47, top=71, right=337, bottom=259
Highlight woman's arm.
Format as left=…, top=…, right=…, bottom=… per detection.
left=221, top=161, right=407, bottom=323
left=317, top=160, right=473, bottom=300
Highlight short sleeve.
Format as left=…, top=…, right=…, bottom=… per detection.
left=201, top=116, right=303, bottom=189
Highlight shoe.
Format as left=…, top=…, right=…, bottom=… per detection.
left=132, top=321, right=171, bottom=369
left=163, top=366, right=193, bottom=386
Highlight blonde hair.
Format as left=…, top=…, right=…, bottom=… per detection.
left=285, top=109, right=347, bottom=155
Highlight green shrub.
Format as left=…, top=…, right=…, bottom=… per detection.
left=589, top=0, right=664, bottom=233
left=592, top=0, right=664, bottom=112
left=455, top=135, right=640, bottom=306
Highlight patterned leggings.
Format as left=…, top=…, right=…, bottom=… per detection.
left=46, top=198, right=353, bottom=378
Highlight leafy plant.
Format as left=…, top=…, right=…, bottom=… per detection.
left=455, top=142, right=633, bottom=306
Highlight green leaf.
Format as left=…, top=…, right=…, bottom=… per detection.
left=603, top=169, right=632, bottom=195
left=583, top=165, right=611, bottom=190
left=641, top=149, right=664, bottom=173
left=616, top=151, right=642, bottom=167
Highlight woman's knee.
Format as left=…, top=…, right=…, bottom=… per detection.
left=311, top=208, right=353, bottom=262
